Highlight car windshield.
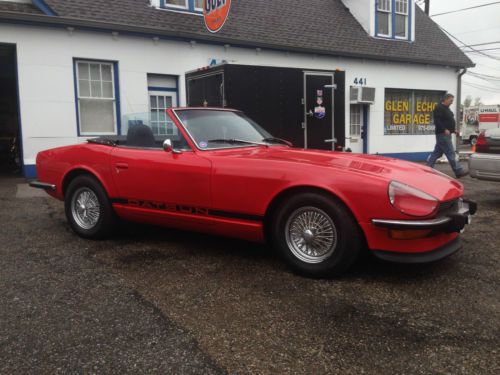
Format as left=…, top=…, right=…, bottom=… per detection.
left=174, top=109, right=272, bottom=150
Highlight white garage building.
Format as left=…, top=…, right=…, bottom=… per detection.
left=0, top=0, right=473, bottom=178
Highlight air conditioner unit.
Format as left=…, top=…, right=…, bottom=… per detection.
left=350, top=86, right=375, bottom=104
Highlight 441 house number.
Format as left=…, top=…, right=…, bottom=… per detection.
left=353, top=78, right=367, bottom=85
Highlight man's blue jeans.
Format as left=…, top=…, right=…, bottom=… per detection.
left=427, top=133, right=464, bottom=177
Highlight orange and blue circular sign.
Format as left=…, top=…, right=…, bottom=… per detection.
left=204, top=0, right=231, bottom=33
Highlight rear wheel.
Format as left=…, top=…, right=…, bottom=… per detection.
left=470, top=136, right=478, bottom=146
left=272, top=193, right=362, bottom=277
left=64, top=175, right=115, bottom=239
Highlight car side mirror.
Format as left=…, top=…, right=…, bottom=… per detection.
left=163, top=139, right=182, bottom=154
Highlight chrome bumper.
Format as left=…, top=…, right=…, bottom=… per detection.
left=372, top=199, right=477, bottom=233
left=29, top=180, right=56, bottom=191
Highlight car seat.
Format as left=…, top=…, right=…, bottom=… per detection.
left=126, top=124, right=156, bottom=147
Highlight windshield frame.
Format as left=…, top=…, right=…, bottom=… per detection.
left=171, top=108, right=273, bottom=151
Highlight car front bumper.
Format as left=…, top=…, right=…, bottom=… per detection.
left=372, top=237, right=462, bottom=263
left=469, top=152, right=500, bottom=182
left=372, top=199, right=477, bottom=233
left=361, top=198, right=476, bottom=262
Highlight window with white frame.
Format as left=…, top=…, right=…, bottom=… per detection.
left=377, top=0, right=391, bottom=36
left=376, top=0, right=410, bottom=39
left=165, top=0, right=186, bottom=8
left=163, top=0, right=202, bottom=12
left=76, top=61, right=117, bottom=135
left=150, top=95, right=177, bottom=136
left=147, top=74, right=178, bottom=136
left=395, top=0, right=409, bottom=38
left=350, top=105, right=362, bottom=137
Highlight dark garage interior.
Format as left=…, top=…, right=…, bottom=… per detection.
left=0, top=44, right=21, bottom=175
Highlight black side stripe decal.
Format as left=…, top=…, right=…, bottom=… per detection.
left=208, top=209, right=263, bottom=222
left=111, top=198, right=128, bottom=204
left=111, top=198, right=263, bottom=222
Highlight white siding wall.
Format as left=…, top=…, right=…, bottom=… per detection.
left=0, top=23, right=457, bottom=167
left=342, top=0, right=373, bottom=36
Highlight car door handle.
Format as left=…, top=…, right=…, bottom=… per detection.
left=115, top=162, right=129, bottom=170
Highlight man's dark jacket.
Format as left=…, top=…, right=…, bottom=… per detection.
left=433, top=103, right=456, bottom=134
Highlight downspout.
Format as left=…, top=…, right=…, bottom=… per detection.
left=456, top=68, right=467, bottom=143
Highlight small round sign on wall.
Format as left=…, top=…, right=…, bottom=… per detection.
left=204, top=0, right=232, bottom=33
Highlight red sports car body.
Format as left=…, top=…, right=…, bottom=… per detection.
left=31, top=108, right=476, bottom=277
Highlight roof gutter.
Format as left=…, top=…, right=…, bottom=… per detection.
left=0, top=11, right=475, bottom=69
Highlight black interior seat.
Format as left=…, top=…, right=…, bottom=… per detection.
left=126, top=124, right=156, bottom=148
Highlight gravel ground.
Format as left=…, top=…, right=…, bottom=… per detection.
left=1, top=161, right=499, bottom=374
left=0, top=177, right=224, bottom=374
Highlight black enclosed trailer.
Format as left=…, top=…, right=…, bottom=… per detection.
left=186, top=64, right=345, bottom=150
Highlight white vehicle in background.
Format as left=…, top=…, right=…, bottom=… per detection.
left=462, top=105, right=500, bottom=145
left=460, top=123, right=480, bottom=145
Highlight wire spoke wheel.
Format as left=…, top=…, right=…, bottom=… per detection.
left=285, top=206, right=337, bottom=264
left=71, top=187, right=101, bottom=230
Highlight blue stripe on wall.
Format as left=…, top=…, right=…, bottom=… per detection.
left=23, top=164, right=37, bottom=179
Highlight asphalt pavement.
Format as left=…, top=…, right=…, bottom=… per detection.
left=1, top=162, right=499, bottom=374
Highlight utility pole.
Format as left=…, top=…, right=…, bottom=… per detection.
left=424, top=0, right=430, bottom=15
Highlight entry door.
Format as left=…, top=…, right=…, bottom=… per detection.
left=349, top=104, right=363, bottom=153
left=304, top=72, right=334, bottom=150
left=149, top=91, right=177, bottom=136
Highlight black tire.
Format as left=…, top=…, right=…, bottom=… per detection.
left=272, top=192, right=362, bottom=278
left=64, top=175, right=116, bottom=239
left=470, top=136, right=478, bottom=146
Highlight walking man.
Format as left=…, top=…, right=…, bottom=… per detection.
left=427, top=93, right=468, bottom=178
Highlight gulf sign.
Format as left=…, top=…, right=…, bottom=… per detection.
left=204, top=0, right=231, bottom=33
left=479, top=105, right=499, bottom=123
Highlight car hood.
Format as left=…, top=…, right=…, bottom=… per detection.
left=209, top=147, right=463, bottom=201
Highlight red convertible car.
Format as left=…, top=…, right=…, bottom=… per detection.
left=31, top=108, right=476, bottom=277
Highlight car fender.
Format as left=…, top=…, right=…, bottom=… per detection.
left=61, top=164, right=118, bottom=200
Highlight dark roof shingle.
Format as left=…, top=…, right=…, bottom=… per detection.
left=0, top=2, right=43, bottom=15
left=3, top=0, right=474, bottom=68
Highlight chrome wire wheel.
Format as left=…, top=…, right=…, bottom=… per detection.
left=285, top=206, right=337, bottom=264
left=71, top=187, right=101, bottom=230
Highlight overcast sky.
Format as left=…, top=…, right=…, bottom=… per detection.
left=417, top=0, right=500, bottom=105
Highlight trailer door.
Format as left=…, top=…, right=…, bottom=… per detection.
left=303, top=72, right=335, bottom=150
left=187, top=72, right=224, bottom=107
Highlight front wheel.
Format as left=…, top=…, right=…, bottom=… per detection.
left=64, top=175, right=116, bottom=239
left=272, top=193, right=362, bottom=278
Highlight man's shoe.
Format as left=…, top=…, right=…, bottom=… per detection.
left=456, top=170, right=469, bottom=179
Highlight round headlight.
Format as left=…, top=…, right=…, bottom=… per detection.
left=388, top=181, right=438, bottom=217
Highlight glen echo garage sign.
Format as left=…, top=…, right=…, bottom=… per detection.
left=204, top=0, right=232, bottom=33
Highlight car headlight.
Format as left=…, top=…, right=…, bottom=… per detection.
left=388, top=181, right=438, bottom=217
